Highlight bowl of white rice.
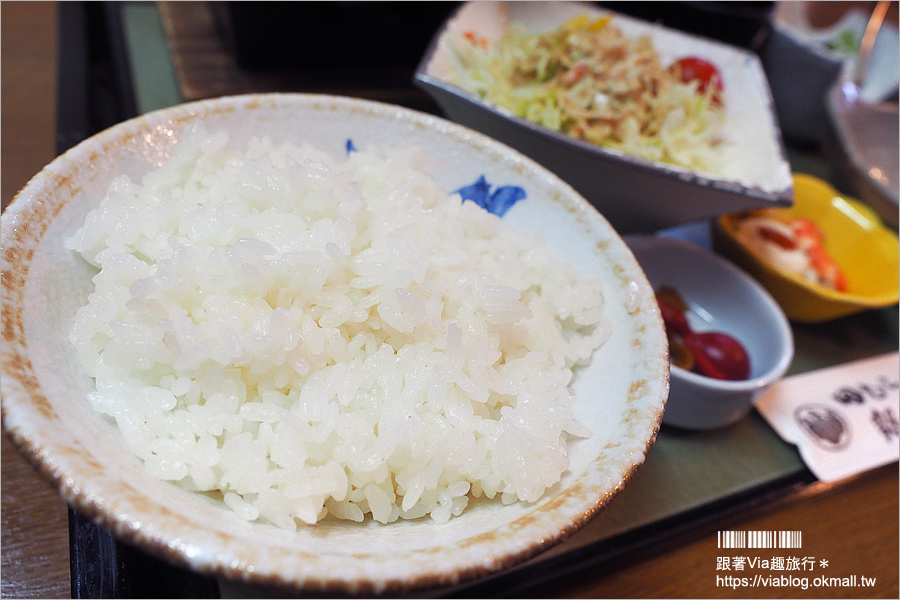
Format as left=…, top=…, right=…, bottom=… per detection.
left=1, top=93, right=668, bottom=594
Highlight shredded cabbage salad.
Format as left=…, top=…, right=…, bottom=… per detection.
left=447, top=14, right=727, bottom=174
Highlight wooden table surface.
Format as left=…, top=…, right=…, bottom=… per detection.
left=1, top=2, right=898, bottom=598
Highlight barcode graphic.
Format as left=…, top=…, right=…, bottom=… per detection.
left=718, top=531, right=802, bottom=549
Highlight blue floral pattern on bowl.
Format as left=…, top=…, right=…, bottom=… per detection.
left=346, top=139, right=526, bottom=217
left=454, top=176, right=526, bottom=217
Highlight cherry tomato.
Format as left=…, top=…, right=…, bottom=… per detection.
left=656, top=293, right=691, bottom=336
left=685, top=331, right=751, bottom=381
left=656, top=287, right=751, bottom=381
left=670, top=57, right=723, bottom=105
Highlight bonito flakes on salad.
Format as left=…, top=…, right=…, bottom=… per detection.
left=448, top=14, right=727, bottom=174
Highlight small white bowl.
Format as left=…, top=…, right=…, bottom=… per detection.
left=626, top=235, right=794, bottom=430
left=415, top=1, right=794, bottom=234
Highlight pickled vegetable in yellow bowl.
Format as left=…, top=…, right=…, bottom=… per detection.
left=714, top=173, right=899, bottom=323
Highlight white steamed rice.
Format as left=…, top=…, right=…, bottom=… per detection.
left=66, top=127, right=611, bottom=528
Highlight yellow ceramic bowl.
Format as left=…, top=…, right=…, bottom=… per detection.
left=714, top=173, right=899, bottom=323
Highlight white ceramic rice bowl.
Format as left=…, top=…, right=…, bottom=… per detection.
left=1, top=93, right=668, bottom=594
